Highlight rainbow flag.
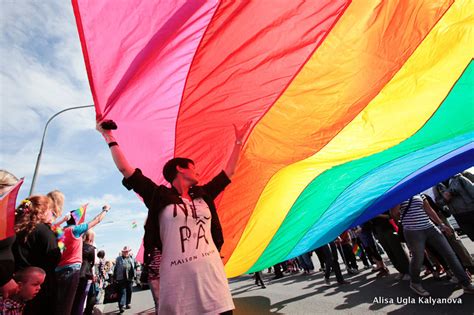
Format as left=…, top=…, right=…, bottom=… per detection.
left=70, top=204, right=87, bottom=225
left=0, top=179, right=24, bottom=240
left=352, top=244, right=362, bottom=257
left=73, top=0, right=474, bottom=277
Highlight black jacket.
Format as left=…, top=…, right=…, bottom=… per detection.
left=122, top=169, right=230, bottom=264
left=0, top=236, right=15, bottom=286
left=12, top=223, right=61, bottom=274
left=80, top=243, right=96, bottom=279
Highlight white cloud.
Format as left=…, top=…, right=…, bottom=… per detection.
left=0, top=1, right=93, bottom=140
left=71, top=193, right=142, bottom=211
left=0, top=1, right=145, bottom=260
left=69, top=192, right=147, bottom=230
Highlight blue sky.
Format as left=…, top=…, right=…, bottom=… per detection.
left=1, top=2, right=147, bottom=260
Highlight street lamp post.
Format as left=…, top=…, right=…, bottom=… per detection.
left=29, top=104, right=95, bottom=196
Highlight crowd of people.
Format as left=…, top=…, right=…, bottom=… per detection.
left=1, top=116, right=473, bottom=315
left=0, top=168, right=148, bottom=314
left=0, top=169, right=139, bottom=314
left=257, top=171, right=474, bottom=297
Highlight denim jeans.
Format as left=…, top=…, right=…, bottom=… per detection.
left=404, top=226, right=470, bottom=286
left=297, top=252, right=314, bottom=271
left=117, top=280, right=133, bottom=308
left=54, top=265, right=81, bottom=315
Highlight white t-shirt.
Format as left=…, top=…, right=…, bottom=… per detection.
left=158, top=197, right=234, bottom=315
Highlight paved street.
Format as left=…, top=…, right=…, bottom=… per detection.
left=102, top=236, right=474, bottom=314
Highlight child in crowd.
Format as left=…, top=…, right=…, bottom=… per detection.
left=0, top=267, right=46, bottom=315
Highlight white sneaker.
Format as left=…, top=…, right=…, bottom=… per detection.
left=410, top=282, right=430, bottom=297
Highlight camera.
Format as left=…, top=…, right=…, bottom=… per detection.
left=101, top=120, right=118, bottom=130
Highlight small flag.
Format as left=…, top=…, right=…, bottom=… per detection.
left=352, top=243, right=362, bottom=257
left=71, top=204, right=88, bottom=224
left=132, top=220, right=137, bottom=229
left=0, top=179, right=24, bottom=240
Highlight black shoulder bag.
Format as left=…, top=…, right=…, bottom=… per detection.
left=397, top=197, right=413, bottom=243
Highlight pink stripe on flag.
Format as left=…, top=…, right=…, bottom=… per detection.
left=72, top=0, right=219, bottom=184
left=135, top=240, right=144, bottom=265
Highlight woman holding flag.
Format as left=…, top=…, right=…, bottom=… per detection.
left=53, top=204, right=110, bottom=315
left=97, top=120, right=251, bottom=314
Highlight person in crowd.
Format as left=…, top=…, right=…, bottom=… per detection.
left=420, top=194, right=461, bottom=280
left=338, top=231, right=359, bottom=274
left=114, top=246, right=135, bottom=313
left=391, top=194, right=474, bottom=296
left=348, top=228, right=372, bottom=269
left=54, top=205, right=110, bottom=315
left=429, top=189, right=474, bottom=275
left=105, top=261, right=114, bottom=283
left=47, top=190, right=75, bottom=228
left=437, top=173, right=474, bottom=241
left=358, top=222, right=389, bottom=277
left=254, top=271, right=266, bottom=288
left=0, top=267, right=46, bottom=315
left=47, top=190, right=65, bottom=221
left=97, top=120, right=251, bottom=315
left=12, top=196, right=61, bottom=315
left=371, top=212, right=410, bottom=280
left=0, top=170, right=18, bottom=198
left=95, top=250, right=107, bottom=303
left=423, top=247, right=448, bottom=280
left=297, top=251, right=315, bottom=275
left=317, top=241, right=350, bottom=286
left=314, top=248, right=327, bottom=272
left=272, top=263, right=285, bottom=280
left=0, top=170, right=20, bottom=301
left=72, top=229, right=96, bottom=315
left=285, top=258, right=300, bottom=274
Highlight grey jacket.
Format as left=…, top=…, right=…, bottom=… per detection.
left=447, top=174, right=474, bottom=214
left=114, top=256, right=135, bottom=282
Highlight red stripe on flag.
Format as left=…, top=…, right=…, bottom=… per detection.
left=0, top=179, right=24, bottom=240
left=175, top=0, right=351, bottom=181
left=79, top=204, right=88, bottom=224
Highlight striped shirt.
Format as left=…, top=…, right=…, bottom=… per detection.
left=400, top=194, right=435, bottom=231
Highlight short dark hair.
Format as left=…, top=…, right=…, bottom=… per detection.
left=163, top=158, right=194, bottom=183
left=97, top=250, right=105, bottom=259
left=67, top=214, right=76, bottom=226
left=14, top=267, right=45, bottom=283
